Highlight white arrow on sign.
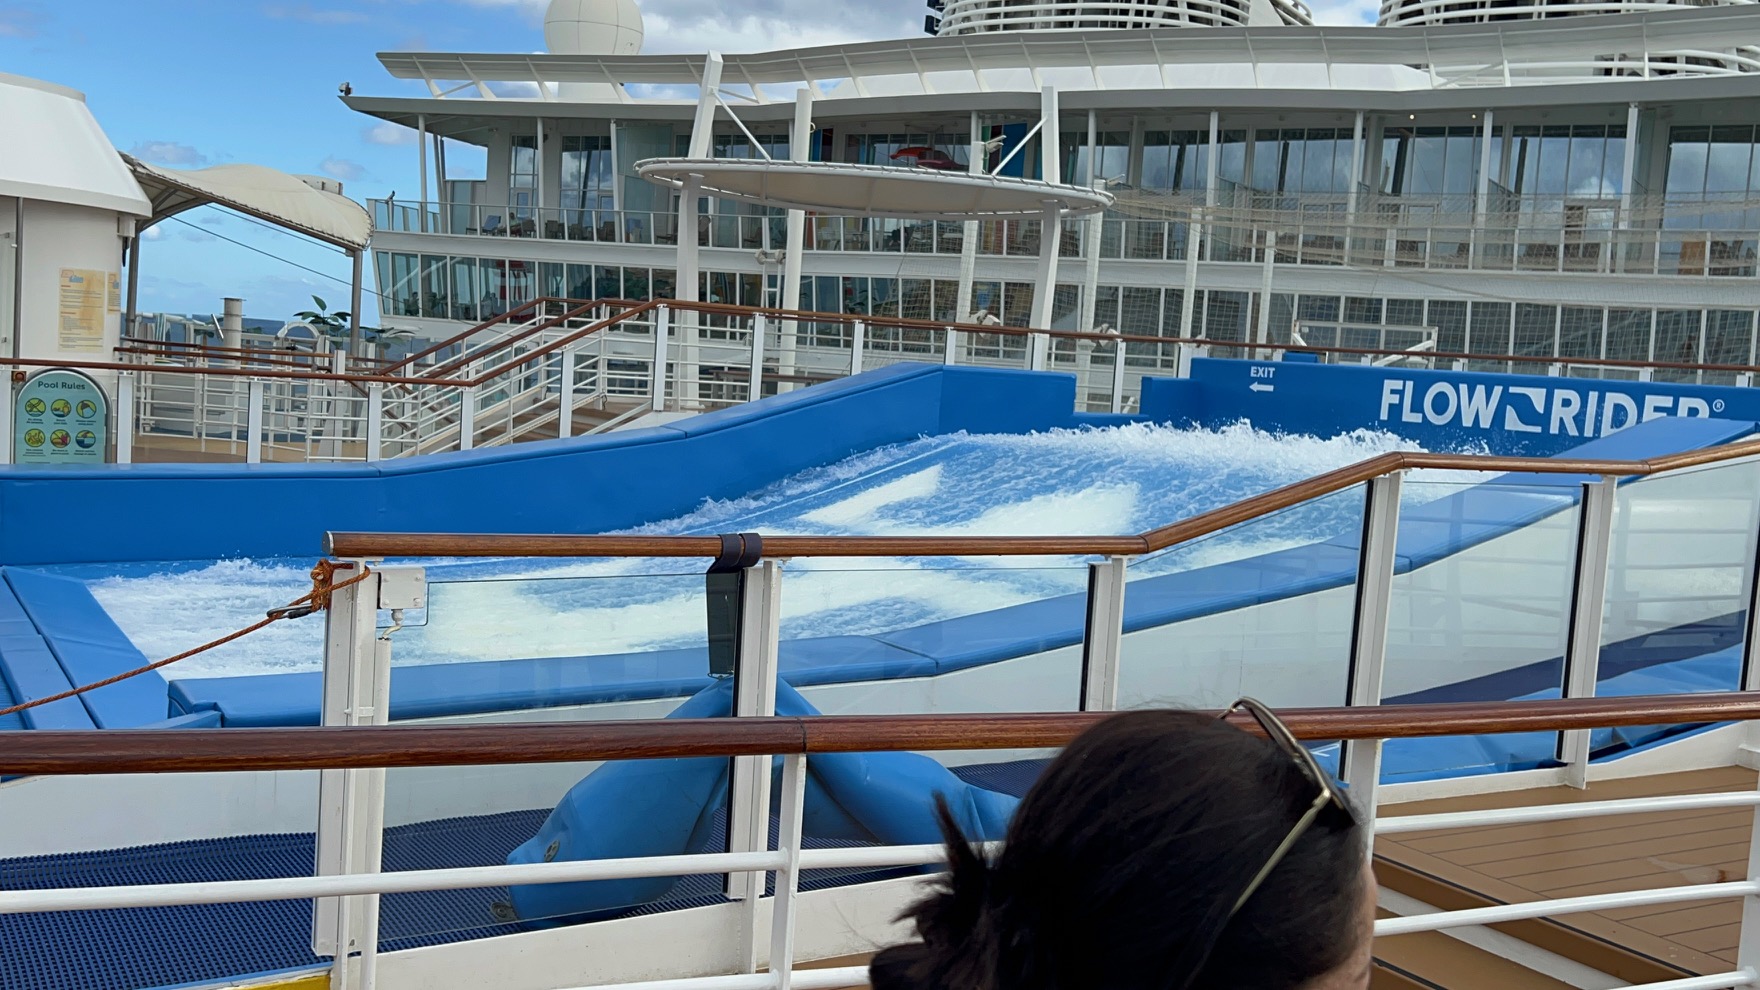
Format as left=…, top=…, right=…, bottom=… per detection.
left=1249, top=382, right=1275, bottom=393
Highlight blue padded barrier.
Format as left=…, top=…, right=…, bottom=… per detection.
left=0, top=364, right=1089, bottom=567
left=504, top=679, right=1017, bottom=924
left=0, top=578, right=92, bottom=731
left=167, top=416, right=1759, bottom=729
left=1143, top=358, right=1760, bottom=457
left=3, top=568, right=165, bottom=729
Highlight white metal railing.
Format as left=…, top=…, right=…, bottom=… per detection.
left=9, top=444, right=1760, bottom=987
left=369, top=194, right=1760, bottom=282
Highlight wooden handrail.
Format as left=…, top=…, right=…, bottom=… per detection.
left=325, top=437, right=1760, bottom=560
left=2, top=691, right=1755, bottom=775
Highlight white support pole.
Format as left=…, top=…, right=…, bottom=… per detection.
left=1081, top=556, right=1129, bottom=712
left=944, top=327, right=960, bottom=365
left=768, top=752, right=808, bottom=989
left=535, top=116, right=546, bottom=229
left=1110, top=336, right=1128, bottom=414
left=850, top=319, right=866, bottom=375
left=1181, top=213, right=1201, bottom=338
left=418, top=114, right=429, bottom=233
left=115, top=371, right=135, bottom=465
left=675, top=174, right=703, bottom=405
left=559, top=346, right=579, bottom=438
left=748, top=313, right=767, bottom=403
left=652, top=304, right=670, bottom=412
left=1559, top=478, right=1616, bottom=788
left=1620, top=103, right=1641, bottom=224
left=1205, top=111, right=1220, bottom=209
left=1340, top=472, right=1403, bottom=836
left=458, top=386, right=476, bottom=451
left=731, top=560, right=784, bottom=968
left=1255, top=230, right=1275, bottom=354
left=1473, top=110, right=1495, bottom=264
left=1346, top=110, right=1364, bottom=220
left=366, top=383, right=384, bottom=462
left=955, top=117, right=982, bottom=325
left=246, top=379, right=264, bottom=465
left=313, top=565, right=384, bottom=970
left=779, top=89, right=812, bottom=383
left=1028, top=86, right=1062, bottom=372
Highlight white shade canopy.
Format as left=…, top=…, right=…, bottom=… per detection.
left=125, top=158, right=373, bottom=251
left=0, top=72, right=150, bottom=217
left=635, top=158, right=1113, bottom=219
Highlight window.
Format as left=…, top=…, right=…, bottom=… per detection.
left=510, top=135, right=537, bottom=220
left=561, top=136, right=615, bottom=224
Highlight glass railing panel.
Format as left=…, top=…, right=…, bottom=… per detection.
left=1382, top=477, right=1581, bottom=783
left=1116, top=483, right=1369, bottom=713
left=378, top=569, right=719, bottom=939
left=778, top=559, right=1089, bottom=864
left=1602, top=457, right=1760, bottom=701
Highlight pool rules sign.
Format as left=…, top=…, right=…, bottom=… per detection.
left=14, top=369, right=110, bottom=466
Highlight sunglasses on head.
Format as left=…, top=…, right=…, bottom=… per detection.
left=1218, top=697, right=1357, bottom=919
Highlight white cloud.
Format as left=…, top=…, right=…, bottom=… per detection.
left=363, top=121, right=419, bottom=146
left=141, top=226, right=164, bottom=241
left=130, top=141, right=209, bottom=167
left=0, top=1, right=47, bottom=38
left=320, top=156, right=369, bottom=181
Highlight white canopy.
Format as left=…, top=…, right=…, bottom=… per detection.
left=0, top=72, right=150, bottom=217
left=636, top=158, right=1114, bottom=219
left=125, top=158, right=372, bottom=251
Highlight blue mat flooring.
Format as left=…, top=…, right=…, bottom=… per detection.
left=0, top=676, right=20, bottom=731
left=0, top=761, right=1047, bottom=990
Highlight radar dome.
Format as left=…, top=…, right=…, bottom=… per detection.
left=545, top=0, right=644, bottom=56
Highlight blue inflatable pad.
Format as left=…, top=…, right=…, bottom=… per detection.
left=503, top=679, right=1018, bottom=923
left=2, top=569, right=154, bottom=729
left=0, top=583, right=92, bottom=730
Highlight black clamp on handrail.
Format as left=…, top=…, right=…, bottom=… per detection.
left=705, top=533, right=763, bottom=679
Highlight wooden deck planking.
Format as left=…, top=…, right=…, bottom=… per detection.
left=1375, top=766, right=1758, bottom=976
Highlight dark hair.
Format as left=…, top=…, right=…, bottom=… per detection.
left=870, top=710, right=1366, bottom=990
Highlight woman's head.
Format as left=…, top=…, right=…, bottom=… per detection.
left=871, top=708, right=1373, bottom=990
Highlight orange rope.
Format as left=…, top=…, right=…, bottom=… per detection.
left=0, top=561, right=373, bottom=719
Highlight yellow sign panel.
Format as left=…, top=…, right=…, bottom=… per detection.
left=108, top=271, right=122, bottom=312
left=58, top=268, right=107, bottom=352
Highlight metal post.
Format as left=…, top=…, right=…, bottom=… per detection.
left=1345, top=110, right=1364, bottom=221
left=1340, top=472, right=1403, bottom=836
left=458, top=386, right=476, bottom=451
left=417, top=113, right=429, bottom=233
left=731, top=561, right=784, bottom=969
left=1110, top=337, right=1128, bottom=414
left=124, top=233, right=142, bottom=343
left=767, top=752, right=808, bottom=989
left=1256, top=230, right=1275, bottom=355
left=748, top=313, right=767, bottom=403
left=652, top=304, right=670, bottom=412
left=944, top=327, right=960, bottom=365
left=349, top=250, right=364, bottom=355
left=366, top=383, right=384, bottom=462
left=1028, top=85, right=1062, bottom=372
left=1619, top=103, right=1640, bottom=225
left=246, top=379, right=264, bottom=465
left=313, top=565, right=384, bottom=972
left=851, top=320, right=866, bottom=374
left=779, top=89, right=812, bottom=383
left=0, top=376, right=10, bottom=465
left=1030, top=199, right=1060, bottom=372
left=559, top=346, right=578, bottom=438
left=1081, top=556, right=1129, bottom=712
left=115, top=371, right=135, bottom=464
left=1559, top=478, right=1616, bottom=788
left=955, top=116, right=982, bottom=323
left=1205, top=111, right=1220, bottom=209
left=1181, top=213, right=1201, bottom=337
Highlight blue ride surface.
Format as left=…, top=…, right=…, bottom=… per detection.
left=503, top=677, right=1019, bottom=924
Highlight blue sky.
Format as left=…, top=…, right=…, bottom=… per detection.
left=1, top=0, right=1368, bottom=324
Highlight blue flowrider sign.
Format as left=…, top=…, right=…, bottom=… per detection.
left=15, top=369, right=110, bottom=466
left=1147, top=358, right=1760, bottom=455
